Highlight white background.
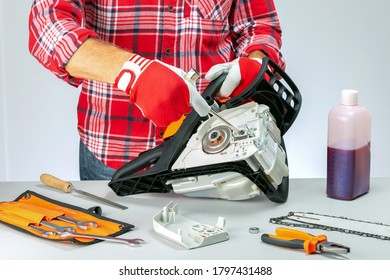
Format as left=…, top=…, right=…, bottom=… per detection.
left=1, top=1, right=390, bottom=181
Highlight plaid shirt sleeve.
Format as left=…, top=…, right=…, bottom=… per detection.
left=28, top=0, right=98, bottom=87
left=230, top=0, right=285, bottom=68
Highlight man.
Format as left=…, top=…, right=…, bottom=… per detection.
left=29, top=0, right=284, bottom=180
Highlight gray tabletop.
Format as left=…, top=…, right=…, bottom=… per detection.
left=0, top=178, right=389, bottom=260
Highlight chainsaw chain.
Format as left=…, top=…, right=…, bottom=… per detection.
left=269, top=211, right=390, bottom=241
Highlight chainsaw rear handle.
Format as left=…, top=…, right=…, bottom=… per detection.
left=110, top=144, right=164, bottom=182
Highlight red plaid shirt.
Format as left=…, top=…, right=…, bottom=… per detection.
left=28, top=0, right=284, bottom=169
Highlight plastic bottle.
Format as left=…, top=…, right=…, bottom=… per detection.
left=327, top=89, right=371, bottom=200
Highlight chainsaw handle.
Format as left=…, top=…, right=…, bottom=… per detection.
left=112, top=144, right=165, bottom=181
left=201, top=72, right=228, bottom=104
left=225, top=57, right=302, bottom=135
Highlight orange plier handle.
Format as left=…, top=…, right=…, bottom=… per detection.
left=261, top=227, right=327, bottom=254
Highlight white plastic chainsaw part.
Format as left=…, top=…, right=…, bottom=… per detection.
left=167, top=172, right=261, bottom=200
left=152, top=202, right=229, bottom=249
left=168, top=102, right=288, bottom=200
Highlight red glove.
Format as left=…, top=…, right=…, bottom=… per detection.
left=114, top=54, right=209, bottom=127
left=205, top=57, right=264, bottom=98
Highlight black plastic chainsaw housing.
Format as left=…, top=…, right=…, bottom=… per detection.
left=108, top=58, right=302, bottom=203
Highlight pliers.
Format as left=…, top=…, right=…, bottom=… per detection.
left=261, top=227, right=350, bottom=254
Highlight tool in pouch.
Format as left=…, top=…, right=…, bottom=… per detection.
left=109, top=57, right=302, bottom=203
left=261, top=227, right=350, bottom=255
left=270, top=211, right=390, bottom=241
left=0, top=190, right=141, bottom=246
left=40, top=173, right=128, bottom=210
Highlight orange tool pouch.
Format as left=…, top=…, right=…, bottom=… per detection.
left=0, top=190, right=133, bottom=244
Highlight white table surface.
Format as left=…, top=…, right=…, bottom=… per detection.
left=0, top=178, right=389, bottom=260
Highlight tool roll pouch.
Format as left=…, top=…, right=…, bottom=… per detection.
left=0, top=190, right=133, bottom=244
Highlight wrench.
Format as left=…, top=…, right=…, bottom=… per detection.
left=40, top=221, right=75, bottom=233
left=59, top=232, right=144, bottom=246
left=56, top=216, right=98, bottom=230
left=29, top=225, right=57, bottom=237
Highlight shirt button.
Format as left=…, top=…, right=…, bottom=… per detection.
left=158, top=131, right=164, bottom=137
left=168, top=5, right=174, bottom=12
left=165, top=48, right=171, bottom=55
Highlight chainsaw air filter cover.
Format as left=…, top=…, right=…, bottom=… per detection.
left=109, top=58, right=302, bottom=203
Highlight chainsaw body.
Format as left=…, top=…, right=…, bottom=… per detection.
left=109, top=58, right=302, bottom=203
left=169, top=102, right=288, bottom=200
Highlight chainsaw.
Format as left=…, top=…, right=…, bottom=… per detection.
left=108, top=58, right=302, bottom=203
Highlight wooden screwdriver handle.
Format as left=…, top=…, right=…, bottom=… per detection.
left=40, top=173, right=73, bottom=193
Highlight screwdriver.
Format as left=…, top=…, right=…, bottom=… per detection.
left=184, top=68, right=242, bottom=134
left=40, top=173, right=128, bottom=210
left=164, top=68, right=243, bottom=140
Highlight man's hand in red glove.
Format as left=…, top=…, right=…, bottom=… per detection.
left=205, top=57, right=264, bottom=98
left=114, top=54, right=209, bottom=127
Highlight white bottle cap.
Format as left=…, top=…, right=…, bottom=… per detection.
left=341, top=89, right=358, bottom=105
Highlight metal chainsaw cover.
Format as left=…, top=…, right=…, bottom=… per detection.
left=168, top=102, right=288, bottom=200
left=109, top=58, right=302, bottom=203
